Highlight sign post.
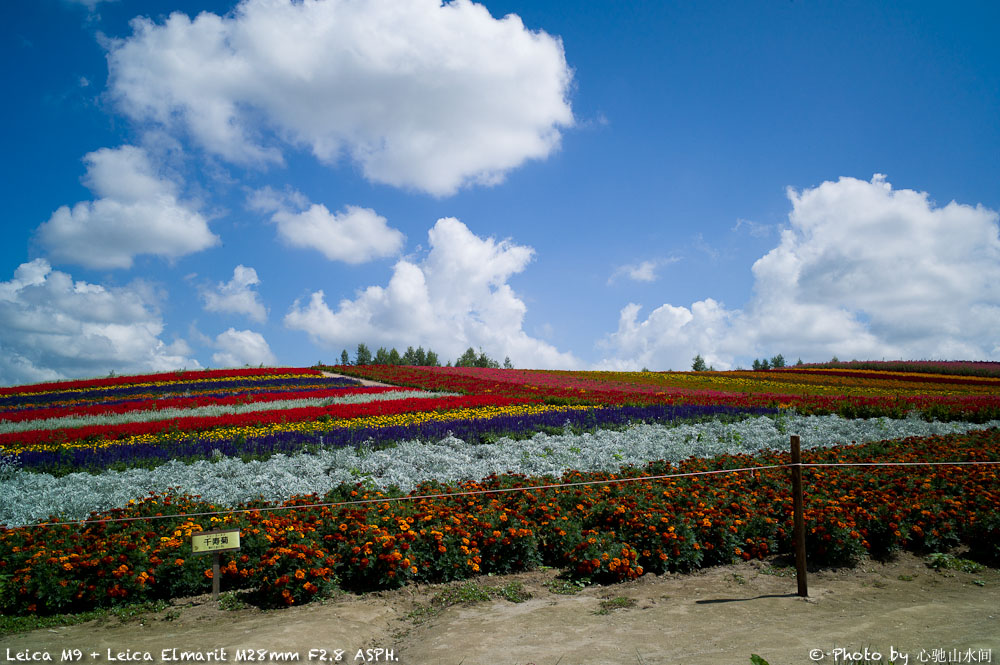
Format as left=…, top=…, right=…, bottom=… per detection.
left=192, top=529, right=241, bottom=601
left=790, top=435, right=808, bottom=597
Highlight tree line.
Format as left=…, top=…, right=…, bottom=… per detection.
left=691, top=353, right=804, bottom=371
left=338, top=344, right=513, bottom=369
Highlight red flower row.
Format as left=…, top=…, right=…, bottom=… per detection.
left=0, top=394, right=527, bottom=449
left=0, top=386, right=409, bottom=424
left=769, top=367, right=1000, bottom=387
left=0, top=367, right=323, bottom=397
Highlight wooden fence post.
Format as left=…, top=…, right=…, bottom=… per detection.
left=791, top=434, right=808, bottom=597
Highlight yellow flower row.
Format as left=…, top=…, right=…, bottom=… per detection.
left=566, top=369, right=995, bottom=397
left=8, top=403, right=595, bottom=455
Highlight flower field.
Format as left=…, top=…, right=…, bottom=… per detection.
left=1, top=363, right=999, bottom=615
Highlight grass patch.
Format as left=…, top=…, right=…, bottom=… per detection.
left=218, top=591, right=250, bottom=611
left=761, top=564, right=794, bottom=578
left=925, top=553, right=984, bottom=574
left=0, top=600, right=170, bottom=636
left=407, top=580, right=532, bottom=625
left=594, top=596, right=636, bottom=615
left=545, top=577, right=588, bottom=595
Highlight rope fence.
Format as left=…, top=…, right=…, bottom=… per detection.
left=3, top=456, right=998, bottom=531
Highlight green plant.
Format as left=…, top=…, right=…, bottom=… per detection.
left=750, top=656, right=770, bottom=665
left=925, top=553, right=983, bottom=574
left=761, top=564, right=794, bottom=577
left=409, top=580, right=531, bottom=624
left=594, top=596, right=636, bottom=615
left=545, top=577, right=587, bottom=595
left=218, top=591, right=248, bottom=611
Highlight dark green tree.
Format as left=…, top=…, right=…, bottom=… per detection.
left=374, top=347, right=390, bottom=365
left=691, top=354, right=707, bottom=372
left=503, top=356, right=513, bottom=369
left=456, top=347, right=478, bottom=367
left=402, top=346, right=417, bottom=365
left=476, top=349, right=500, bottom=368
left=355, top=343, right=372, bottom=366
left=752, top=358, right=762, bottom=371
left=425, top=350, right=440, bottom=366
left=414, top=346, right=427, bottom=366
left=770, top=354, right=785, bottom=368
left=340, top=349, right=350, bottom=365
left=388, top=348, right=402, bottom=365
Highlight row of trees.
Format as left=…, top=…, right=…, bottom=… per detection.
left=691, top=353, right=805, bottom=371
left=338, top=344, right=513, bottom=369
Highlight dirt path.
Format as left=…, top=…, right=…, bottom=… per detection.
left=322, top=371, right=398, bottom=388
left=7, top=554, right=998, bottom=665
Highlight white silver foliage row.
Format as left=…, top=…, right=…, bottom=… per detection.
left=2, top=413, right=998, bottom=527
left=0, top=390, right=448, bottom=434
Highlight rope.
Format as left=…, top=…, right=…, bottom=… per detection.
left=4, top=459, right=997, bottom=531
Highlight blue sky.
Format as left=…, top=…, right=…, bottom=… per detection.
left=2, top=0, right=999, bottom=384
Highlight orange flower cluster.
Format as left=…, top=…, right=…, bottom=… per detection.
left=3, top=428, right=997, bottom=615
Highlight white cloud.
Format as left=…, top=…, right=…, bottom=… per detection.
left=732, top=218, right=772, bottom=238
left=35, top=145, right=219, bottom=270
left=273, top=204, right=404, bottom=264
left=106, top=0, right=574, bottom=196
left=608, top=258, right=679, bottom=284
left=65, top=0, right=118, bottom=9
left=285, top=217, right=580, bottom=369
left=211, top=328, right=277, bottom=367
left=598, top=175, right=1000, bottom=370
left=199, top=265, right=267, bottom=323
left=0, top=259, right=198, bottom=385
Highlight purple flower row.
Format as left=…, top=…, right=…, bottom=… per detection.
left=0, top=376, right=360, bottom=412
left=16, top=403, right=778, bottom=475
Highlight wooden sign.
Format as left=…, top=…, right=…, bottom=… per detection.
left=191, top=529, right=241, bottom=602
left=192, top=529, right=241, bottom=555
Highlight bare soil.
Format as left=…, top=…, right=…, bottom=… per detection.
left=7, top=553, right=999, bottom=665
left=321, top=371, right=396, bottom=388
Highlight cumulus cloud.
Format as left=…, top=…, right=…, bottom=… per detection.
left=0, top=259, right=197, bottom=385
left=285, top=217, right=580, bottom=368
left=34, top=145, right=219, bottom=270
left=599, top=175, right=1000, bottom=370
left=211, top=328, right=277, bottom=367
left=199, top=265, right=267, bottom=323
left=273, top=204, right=404, bottom=264
left=106, top=0, right=574, bottom=195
